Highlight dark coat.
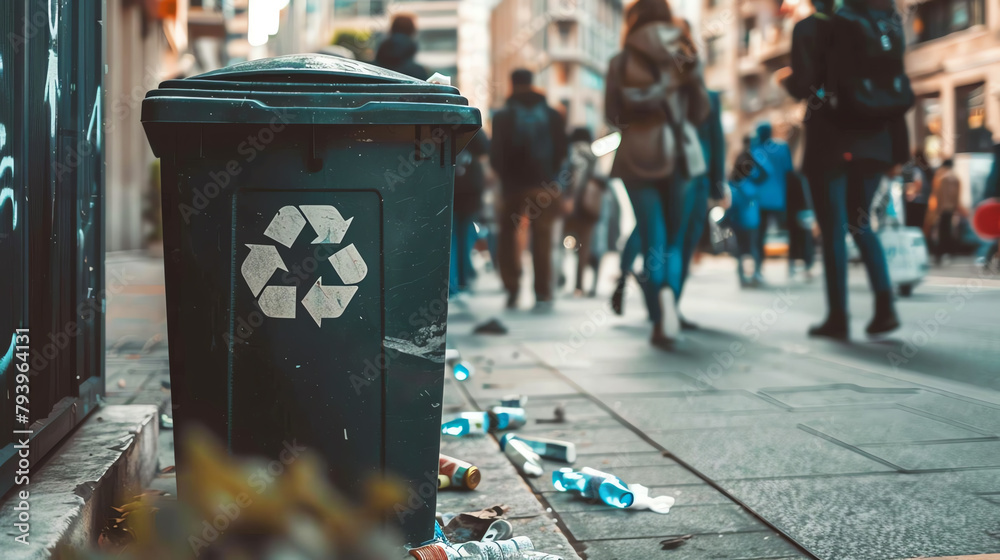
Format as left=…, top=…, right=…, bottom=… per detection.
left=605, top=21, right=710, bottom=183
left=784, top=12, right=841, bottom=174
left=693, top=91, right=726, bottom=199
left=374, top=33, right=429, bottom=80
left=454, top=131, right=490, bottom=217
left=489, top=90, right=568, bottom=191
left=985, top=143, right=1000, bottom=200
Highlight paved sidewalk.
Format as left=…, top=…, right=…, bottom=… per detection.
left=445, top=254, right=1000, bottom=560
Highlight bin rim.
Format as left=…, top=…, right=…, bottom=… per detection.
left=190, top=53, right=428, bottom=86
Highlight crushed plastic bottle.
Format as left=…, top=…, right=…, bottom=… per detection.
left=441, top=412, right=490, bottom=436
left=552, top=467, right=634, bottom=508
left=503, top=437, right=544, bottom=477
left=500, top=434, right=575, bottom=463
left=489, top=406, right=526, bottom=430
left=457, top=536, right=534, bottom=559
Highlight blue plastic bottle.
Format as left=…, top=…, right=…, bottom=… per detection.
left=440, top=412, right=489, bottom=436
left=552, top=467, right=634, bottom=508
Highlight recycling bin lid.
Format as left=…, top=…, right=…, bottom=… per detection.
left=141, top=54, right=481, bottom=131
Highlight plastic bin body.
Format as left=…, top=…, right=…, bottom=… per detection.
left=142, top=55, right=480, bottom=545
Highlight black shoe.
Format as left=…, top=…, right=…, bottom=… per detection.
left=505, top=292, right=518, bottom=310
left=679, top=315, right=699, bottom=331
left=866, top=291, right=900, bottom=336
left=610, top=276, right=626, bottom=316
left=809, top=315, right=849, bottom=340
left=650, top=333, right=676, bottom=350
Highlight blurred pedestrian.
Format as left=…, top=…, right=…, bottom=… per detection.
left=901, top=148, right=933, bottom=231
left=450, top=130, right=490, bottom=296
left=490, top=69, right=569, bottom=311
left=926, top=158, right=966, bottom=266
left=605, top=0, right=710, bottom=348
left=374, top=15, right=429, bottom=80
left=564, top=128, right=608, bottom=297
left=791, top=0, right=912, bottom=339
left=678, top=87, right=726, bottom=327
left=726, top=136, right=765, bottom=286
left=785, top=171, right=816, bottom=279
left=981, top=142, right=1000, bottom=269
left=750, top=122, right=793, bottom=277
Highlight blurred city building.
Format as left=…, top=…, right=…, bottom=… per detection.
left=104, top=0, right=342, bottom=251
left=703, top=0, right=999, bottom=200
left=490, top=0, right=623, bottom=133
left=330, top=0, right=493, bottom=127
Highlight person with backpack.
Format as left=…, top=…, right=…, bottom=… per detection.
left=605, top=0, right=710, bottom=348
left=450, top=130, right=490, bottom=296
left=490, top=69, right=569, bottom=311
left=787, top=0, right=913, bottom=339
left=374, top=15, right=429, bottom=80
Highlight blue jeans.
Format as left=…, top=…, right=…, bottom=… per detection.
left=810, top=164, right=892, bottom=317
left=622, top=179, right=704, bottom=298
left=624, top=178, right=689, bottom=323
left=449, top=214, right=476, bottom=296
left=680, top=179, right=709, bottom=297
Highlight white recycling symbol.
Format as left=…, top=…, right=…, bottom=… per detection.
left=241, top=205, right=368, bottom=327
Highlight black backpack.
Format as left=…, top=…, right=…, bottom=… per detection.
left=829, top=6, right=915, bottom=123
left=510, top=102, right=555, bottom=182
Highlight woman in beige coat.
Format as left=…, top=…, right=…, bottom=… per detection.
left=605, top=0, right=709, bottom=348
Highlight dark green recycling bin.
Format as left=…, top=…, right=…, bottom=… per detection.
left=141, top=55, right=480, bottom=545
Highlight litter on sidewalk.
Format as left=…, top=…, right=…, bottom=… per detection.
left=439, top=454, right=482, bottom=490
left=473, top=318, right=508, bottom=335
left=442, top=407, right=527, bottom=436
left=500, top=434, right=575, bottom=463
left=442, top=412, right=491, bottom=436
left=502, top=437, right=544, bottom=477
left=552, top=467, right=633, bottom=508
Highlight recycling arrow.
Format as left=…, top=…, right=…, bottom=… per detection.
left=301, top=280, right=358, bottom=327
left=301, top=205, right=354, bottom=244
left=329, top=243, right=368, bottom=284
left=242, top=244, right=287, bottom=297
left=264, top=205, right=306, bottom=248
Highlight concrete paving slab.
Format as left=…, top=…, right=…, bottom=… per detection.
left=580, top=531, right=806, bottom=560
left=726, top=472, right=1000, bottom=560
left=557, top=504, right=762, bottom=540
left=648, top=427, right=894, bottom=479
left=901, top=393, right=1000, bottom=436
left=573, top=371, right=705, bottom=394
left=0, top=405, right=159, bottom=560
left=858, top=440, right=1000, bottom=472
left=800, top=408, right=993, bottom=444
left=758, top=384, right=923, bottom=409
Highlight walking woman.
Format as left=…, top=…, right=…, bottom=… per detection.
left=605, top=0, right=710, bottom=348
left=784, top=0, right=911, bottom=339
